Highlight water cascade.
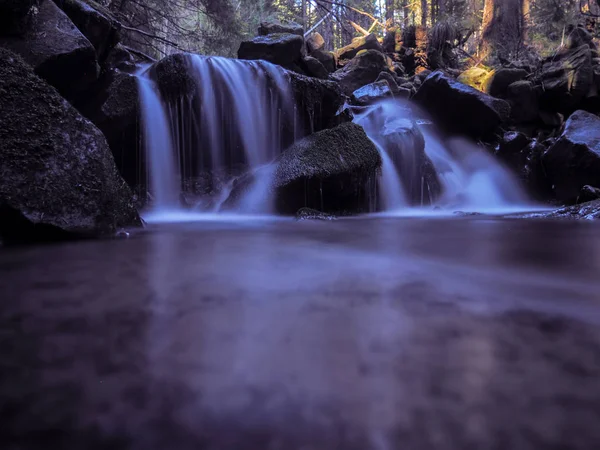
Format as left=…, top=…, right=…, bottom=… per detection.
left=354, top=100, right=533, bottom=214
left=136, top=55, right=300, bottom=219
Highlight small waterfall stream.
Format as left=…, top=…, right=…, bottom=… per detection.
left=354, top=100, right=534, bottom=214
left=136, top=55, right=299, bottom=220
left=137, top=57, right=533, bottom=219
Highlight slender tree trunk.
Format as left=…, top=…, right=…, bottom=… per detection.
left=402, top=0, right=409, bottom=27
left=386, top=0, right=395, bottom=23
left=421, top=0, right=428, bottom=26
left=302, top=0, right=306, bottom=30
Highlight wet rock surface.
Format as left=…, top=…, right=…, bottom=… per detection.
left=331, top=50, right=391, bottom=96
left=1, top=218, right=600, bottom=449
left=413, top=71, right=510, bottom=139
left=274, top=122, right=381, bottom=214
left=542, top=110, right=600, bottom=203
left=238, top=33, right=305, bottom=70
left=0, top=48, right=141, bottom=243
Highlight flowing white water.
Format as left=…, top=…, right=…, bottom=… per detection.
left=136, top=55, right=299, bottom=220
left=137, top=75, right=180, bottom=210
left=354, top=99, right=536, bottom=214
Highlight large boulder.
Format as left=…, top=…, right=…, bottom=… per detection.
left=0, top=49, right=141, bottom=243
left=300, top=55, right=329, bottom=79
left=274, top=122, right=381, bottom=214
left=53, top=0, right=121, bottom=63
left=258, top=21, right=303, bottom=37
left=238, top=33, right=305, bottom=71
left=77, top=71, right=142, bottom=188
left=335, top=33, right=382, bottom=62
left=0, top=0, right=36, bottom=34
left=0, top=0, right=99, bottom=100
left=412, top=71, right=510, bottom=139
left=289, top=71, right=347, bottom=134
left=506, top=80, right=539, bottom=123
left=331, top=49, right=390, bottom=96
left=538, top=45, right=593, bottom=112
left=310, top=48, right=336, bottom=73
left=485, top=68, right=528, bottom=98
left=542, top=110, right=600, bottom=203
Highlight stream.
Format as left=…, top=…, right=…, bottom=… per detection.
left=1, top=216, right=599, bottom=449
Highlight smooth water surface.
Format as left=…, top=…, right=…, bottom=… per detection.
left=1, top=218, right=600, bottom=449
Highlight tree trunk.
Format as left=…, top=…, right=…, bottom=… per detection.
left=402, top=0, right=410, bottom=27
left=386, top=0, right=394, bottom=23
left=479, top=0, right=526, bottom=61
left=421, top=0, right=428, bottom=26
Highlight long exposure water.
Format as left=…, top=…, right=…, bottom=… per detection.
left=1, top=217, right=599, bottom=449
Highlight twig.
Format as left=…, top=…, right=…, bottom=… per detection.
left=349, top=21, right=370, bottom=36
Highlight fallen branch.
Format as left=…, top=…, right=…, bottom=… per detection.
left=349, top=21, right=370, bottom=36
left=304, top=11, right=332, bottom=37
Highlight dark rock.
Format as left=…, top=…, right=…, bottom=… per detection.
left=402, top=48, right=416, bottom=75
left=238, top=33, right=305, bottom=70
left=543, top=110, right=600, bottom=202
left=335, top=34, right=382, bottom=61
left=539, top=110, right=564, bottom=128
left=78, top=71, right=141, bottom=188
left=376, top=71, right=401, bottom=95
left=0, top=49, right=141, bottom=243
left=274, top=123, right=381, bottom=214
left=506, top=80, right=539, bottom=123
left=579, top=185, right=600, bottom=203
left=306, top=32, right=325, bottom=53
left=331, top=50, right=390, bottom=96
left=523, top=200, right=600, bottom=220
left=382, top=27, right=401, bottom=53
left=412, top=71, right=510, bottom=139
left=567, top=26, right=594, bottom=50
left=310, top=48, right=336, bottom=73
left=485, top=68, right=528, bottom=98
left=103, top=43, right=137, bottom=73
left=289, top=72, right=347, bottom=133
left=53, top=0, right=121, bottom=62
left=496, top=131, right=532, bottom=179
left=351, top=81, right=393, bottom=106
left=300, top=56, right=329, bottom=79
left=258, top=21, right=303, bottom=37
left=539, top=45, right=593, bottom=112
left=151, top=53, right=196, bottom=100
left=0, top=0, right=99, bottom=100
left=295, top=207, right=336, bottom=221
left=0, top=0, right=35, bottom=34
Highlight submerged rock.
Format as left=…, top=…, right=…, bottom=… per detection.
left=238, top=33, right=305, bottom=71
left=53, top=0, right=121, bottom=63
left=0, top=0, right=99, bottom=100
left=412, top=71, right=510, bottom=139
left=331, top=50, right=390, bottom=96
left=274, top=123, right=381, bottom=214
left=543, top=110, right=600, bottom=203
left=0, top=49, right=141, bottom=243
left=295, top=208, right=337, bottom=221
left=519, top=200, right=600, bottom=220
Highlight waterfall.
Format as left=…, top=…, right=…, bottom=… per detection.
left=354, top=99, right=534, bottom=214
left=136, top=54, right=299, bottom=220
left=137, top=74, right=179, bottom=211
